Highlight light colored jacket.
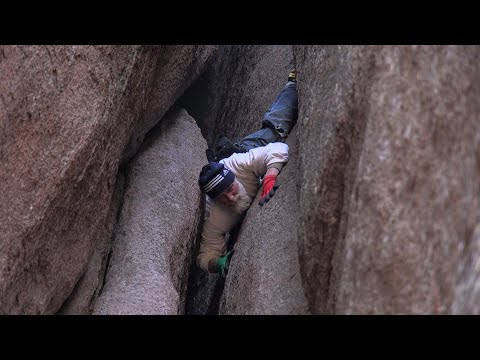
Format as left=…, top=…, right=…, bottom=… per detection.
left=196, top=142, right=289, bottom=272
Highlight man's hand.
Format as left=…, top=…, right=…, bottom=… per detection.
left=259, top=174, right=280, bottom=206
left=216, top=249, right=235, bottom=278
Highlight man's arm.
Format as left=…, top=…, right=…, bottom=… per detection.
left=266, top=167, right=280, bottom=176
left=259, top=166, right=282, bottom=206
left=258, top=146, right=288, bottom=206
left=197, top=199, right=240, bottom=273
left=222, top=142, right=289, bottom=204
left=226, top=142, right=289, bottom=178
left=197, top=218, right=227, bottom=273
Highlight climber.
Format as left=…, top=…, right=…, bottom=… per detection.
left=196, top=68, right=298, bottom=277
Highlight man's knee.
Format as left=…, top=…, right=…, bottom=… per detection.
left=261, top=120, right=291, bottom=140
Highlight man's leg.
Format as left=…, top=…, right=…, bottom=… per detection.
left=234, top=127, right=281, bottom=151
left=262, top=79, right=298, bottom=138
left=237, top=73, right=298, bottom=151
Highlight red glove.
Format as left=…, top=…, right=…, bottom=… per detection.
left=259, top=174, right=279, bottom=206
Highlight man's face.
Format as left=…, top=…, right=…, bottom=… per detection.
left=215, top=179, right=253, bottom=215
left=217, top=180, right=240, bottom=207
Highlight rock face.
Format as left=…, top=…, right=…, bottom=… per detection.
left=93, top=108, right=206, bottom=315
left=294, top=45, right=480, bottom=314
left=57, top=171, right=125, bottom=315
left=219, top=128, right=310, bottom=314
left=0, top=45, right=216, bottom=314
left=122, top=46, right=217, bottom=162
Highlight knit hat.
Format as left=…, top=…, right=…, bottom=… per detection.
left=198, top=162, right=235, bottom=199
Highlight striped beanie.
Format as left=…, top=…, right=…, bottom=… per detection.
left=198, top=162, right=235, bottom=199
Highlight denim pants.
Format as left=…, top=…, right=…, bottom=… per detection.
left=236, top=81, right=298, bottom=151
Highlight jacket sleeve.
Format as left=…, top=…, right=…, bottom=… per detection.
left=197, top=216, right=227, bottom=273
left=196, top=200, right=240, bottom=272
left=228, top=142, right=289, bottom=178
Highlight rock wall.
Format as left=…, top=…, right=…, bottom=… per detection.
left=93, top=108, right=206, bottom=314
left=0, top=45, right=216, bottom=314
left=294, top=45, right=480, bottom=314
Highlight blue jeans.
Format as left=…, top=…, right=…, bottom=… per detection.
left=236, top=81, right=298, bottom=151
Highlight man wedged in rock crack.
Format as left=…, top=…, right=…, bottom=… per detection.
left=197, top=69, right=298, bottom=277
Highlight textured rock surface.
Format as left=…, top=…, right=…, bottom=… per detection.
left=294, top=45, right=480, bottom=314
left=57, top=172, right=125, bottom=315
left=59, top=46, right=217, bottom=315
left=219, top=128, right=310, bottom=314
left=185, top=267, right=224, bottom=315
left=123, top=45, right=217, bottom=162
left=93, top=108, right=206, bottom=315
left=0, top=45, right=216, bottom=314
